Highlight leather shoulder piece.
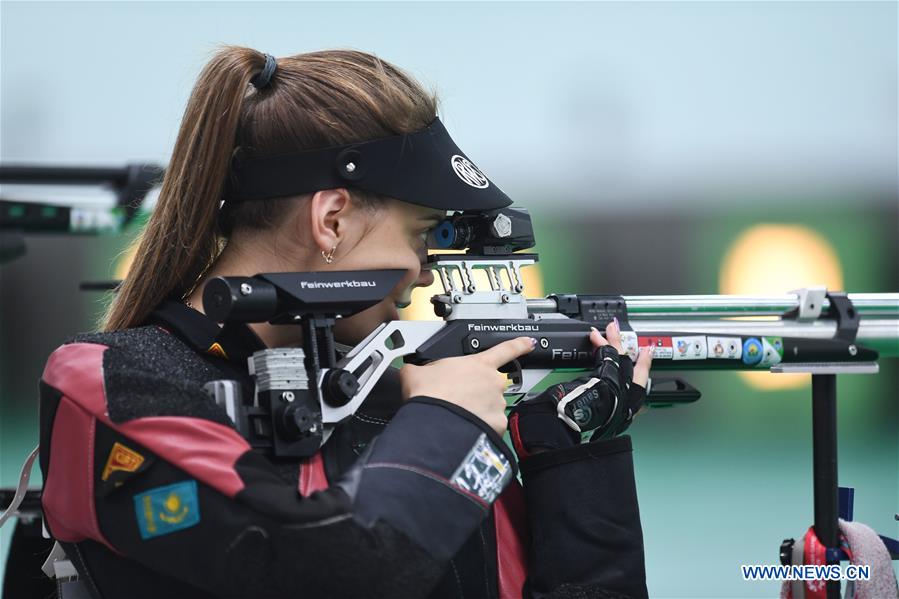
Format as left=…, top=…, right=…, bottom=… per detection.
left=70, top=327, right=234, bottom=426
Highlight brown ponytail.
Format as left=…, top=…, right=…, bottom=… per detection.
left=103, top=46, right=438, bottom=331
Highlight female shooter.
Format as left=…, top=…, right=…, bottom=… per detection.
left=38, top=47, right=653, bottom=599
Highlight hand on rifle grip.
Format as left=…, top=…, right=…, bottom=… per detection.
left=399, top=336, right=536, bottom=436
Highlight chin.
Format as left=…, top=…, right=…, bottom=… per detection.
left=332, top=301, right=392, bottom=345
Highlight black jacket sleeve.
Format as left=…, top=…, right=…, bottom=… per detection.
left=94, top=399, right=515, bottom=598
left=520, top=436, right=648, bottom=599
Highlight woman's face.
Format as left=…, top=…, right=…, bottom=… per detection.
left=329, top=198, right=445, bottom=344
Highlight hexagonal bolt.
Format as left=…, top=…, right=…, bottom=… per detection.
left=281, top=391, right=295, bottom=402
left=501, top=293, right=511, bottom=303
left=345, top=162, right=357, bottom=173
left=491, top=213, right=512, bottom=238
left=452, top=293, right=464, bottom=304
left=240, top=283, right=253, bottom=296
left=848, top=345, right=858, bottom=356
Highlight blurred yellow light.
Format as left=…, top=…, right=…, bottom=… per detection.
left=720, top=225, right=843, bottom=390
left=401, top=251, right=544, bottom=321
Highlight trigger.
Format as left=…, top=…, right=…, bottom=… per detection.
left=498, top=358, right=519, bottom=374
left=506, top=365, right=552, bottom=395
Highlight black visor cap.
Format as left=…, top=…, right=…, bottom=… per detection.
left=223, top=118, right=513, bottom=212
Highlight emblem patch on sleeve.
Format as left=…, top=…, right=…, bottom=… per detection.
left=102, top=442, right=145, bottom=481
left=98, top=441, right=153, bottom=497
left=133, top=480, right=200, bottom=540
left=450, top=433, right=512, bottom=504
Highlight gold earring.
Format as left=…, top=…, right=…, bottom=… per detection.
left=321, top=246, right=337, bottom=264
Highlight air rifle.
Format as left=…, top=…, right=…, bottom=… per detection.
left=201, top=207, right=899, bottom=458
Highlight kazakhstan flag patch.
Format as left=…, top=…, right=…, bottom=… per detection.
left=134, top=480, right=200, bottom=540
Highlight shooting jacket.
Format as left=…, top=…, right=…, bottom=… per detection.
left=38, top=300, right=648, bottom=599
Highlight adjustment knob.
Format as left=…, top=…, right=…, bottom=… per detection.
left=281, top=403, right=319, bottom=438
left=323, top=369, right=359, bottom=407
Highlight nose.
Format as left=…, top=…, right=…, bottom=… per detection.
left=416, top=268, right=435, bottom=288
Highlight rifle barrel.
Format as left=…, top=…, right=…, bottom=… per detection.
left=527, top=293, right=899, bottom=318
left=526, top=293, right=899, bottom=357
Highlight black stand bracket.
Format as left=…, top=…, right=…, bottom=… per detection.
left=772, top=292, right=874, bottom=599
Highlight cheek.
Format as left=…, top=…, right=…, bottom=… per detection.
left=347, top=229, right=419, bottom=269
left=341, top=210, right=425, bottom=306
left=357, top=235, right=421, bottom=290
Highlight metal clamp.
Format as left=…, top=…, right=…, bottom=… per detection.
left=790, top=286, right=827, bottom=322
left=826, top=292, right=861, bottom=342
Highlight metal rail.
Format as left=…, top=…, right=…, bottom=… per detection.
left=527, top=293, right=899, bottom=318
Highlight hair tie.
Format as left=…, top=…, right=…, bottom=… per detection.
left=250, top=53, right=277, bottom=89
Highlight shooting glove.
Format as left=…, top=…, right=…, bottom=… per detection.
left=508, top=344, right=646, bottom=457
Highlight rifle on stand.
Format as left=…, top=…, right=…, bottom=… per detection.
left=3, top=164, right=896, bottom=597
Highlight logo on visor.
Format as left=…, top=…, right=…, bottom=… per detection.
left=451, top=155, right=489, bottom=189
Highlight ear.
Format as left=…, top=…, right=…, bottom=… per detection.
left=308, top=188, right=352, bottom=253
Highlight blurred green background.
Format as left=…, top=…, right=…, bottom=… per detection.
left=2, top=2, right=897, bottom=597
